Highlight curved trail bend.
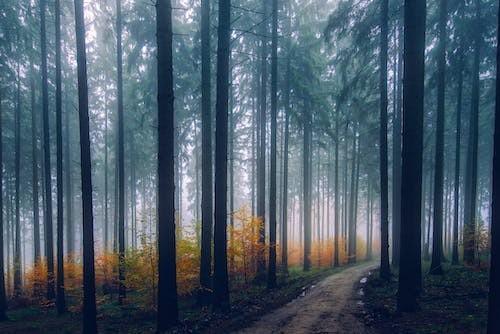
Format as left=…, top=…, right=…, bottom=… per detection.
left=235, top=262, right=377, bottom=334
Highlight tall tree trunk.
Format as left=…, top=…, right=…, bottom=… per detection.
left=116, top=0, right=126, bottom=303
left=199, top=0, right=213, bottom=304
left=366, top=179, right=372, bottom=260
left=392, top=15, right=402, bottom=268
left=73, top=0, right=97, bottom=331
left=379, top=0, right=391, bottom=280
left=257, top=0, right=268, bottom=279
left=213, top=0, right=231, bottom=311
left=334, top=109, right=340, bottom=267
left=65, top=96, right=74, bottom=258
left=0, top=88, right=5, bottom=320
left=281, top=16, right=291, bottom=270
left=452, top=46, right=464, bottom=265
left=104, top=104, right=109, bottom=252
left=14, top=61, right=22, bottom=296
left=268, top=0, right=278, bottom=289
left=429, top=0, right=447, bottom=275
left=156, top=0, right=179, bottom=329
left=463, top=0, right=480, bottom=266
left=55, top=0, right=66, bottom=313
left=397, top=0, right=426, bottom=312
left=303, top=101, right=312, bottom=271
left=30, top=63, right=41, bottom=266
left=348, top=126, right=357, bottom=264
left=487, top=3, right=500, bottom=330
left=40, top=0, right=55, bottom=300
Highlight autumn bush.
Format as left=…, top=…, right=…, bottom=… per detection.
left=19, top=207, right=374, bottom=311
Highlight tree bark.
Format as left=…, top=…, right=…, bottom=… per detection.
left=463, top=0, right=481, bottom=266
left=213, top=0, right=231, bottom=311
left=40, top=0, right=56, bottom=300
left=397, top=0, right=426, bottom=312
left=303, top=101, right=312, bottom=271
left=487, top=2, right=500, bottom=330
left=73, top=0, right=97, bottom=331
left=379, top=0, right=391, bottom=280
left=156, top=0, right=179, bottom=329
left=55, top=0, right=66, bottom=313
left=199, top=0, right=213, bottom=302
left=268, top=0, right=278, bottom=289
left=116, top=0, right=126, bottom=303
left=257, top=0, right=268, bottom=279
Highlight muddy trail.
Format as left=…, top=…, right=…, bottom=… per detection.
left=235, top=262, right=377, bottom=334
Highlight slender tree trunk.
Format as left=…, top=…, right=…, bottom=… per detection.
left=116, top=0, right=126, bottom=303
left=397, top=0, right=426, bottom=312
left=334, top=110, right=340, bottom=267
left=379, top=0, right=391, bottom=280
left=65, top=96, right=74, bottom=258
left=392, top=15, right=402, bottom=268
left=429, top=0, right=447, bottom=275
left=55, top=0, right=66, bottom=312
left=0, top=88, right=6, bottom=320
left=281, top=23, right=291, bottom=270
left=104, top=105, right=109, bottom=252
left=199, top=0, right=213, bottom=303
left=366, top=180, right=372, bottom=260
left=303, top=101, right=312, bottom=271
left=30, top=63, right=41, bottom=267
left=487, top=4, right=500, bottom=330
left=73, top=0, right=97, bottom=331
left=156, top=0, right=179, bottom=329
left=14, top=61, right=22, bottom=296
left=348, top=126, right=357, bottom=264
left=268, top=0, right=278, bottom=289
left=452, top=48, right=463, bottom=265
left=257, top=0, right=268, bottom=279
left=213, top=0, right=231, bottom=311
left=40, top=0, right=56, bottom=300
left=463, top=0, right=480, bottom=266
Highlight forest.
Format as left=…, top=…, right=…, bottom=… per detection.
left=0, top=0, right=500, bottom=333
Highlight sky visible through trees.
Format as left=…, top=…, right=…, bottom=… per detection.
left=0, top=0, right=500, bottom=333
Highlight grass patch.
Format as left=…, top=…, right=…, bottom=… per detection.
left=361, top=263, right=488, bottom=334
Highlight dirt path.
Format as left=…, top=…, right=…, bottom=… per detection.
left=235, top=262, right=377, bottom=334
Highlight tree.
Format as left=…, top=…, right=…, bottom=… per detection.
left=116, top=0, right=126, bottom=304
left=268, top=0, right=278, bottom=289
left=73, top=0, right=97, bottom=331
left=213, top=0, right=231, bottom=311
left=303, top=101, right=312, bottom=271
left=156, top=0, right=179, bottom=329
left=257, top=0, right=268, bottom=279
left=379, top=0, right=390, bottom=280
left=40, top=0, right=55, bottom=300
left=334, top=109, right=340, bottom=267
left=30, top=61, right=41, bottom=267
left=392, top=15, right=402, bottom=268
left=463, top=0, right=481, bottom=266
left=0, top=87, right=6, bottom=321
left=397, top=0, right=426, bottom=312
left=199, top=0, right=213, bottom=304
left=14, top=59, right=21, bottom=296
left=55, top=0, right=66, bottom=313
left=487, top=3, right=500, bottom=331
left=429, top=0, right=447, bottom=276
left=452, top=42, right=464, bottom=265
left=281, top=0, right=292, bottom=271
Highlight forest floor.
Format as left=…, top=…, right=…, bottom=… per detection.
left=235, top=261, right=377, bottom=334
left=360, top=263, right=489, bottom=334
left=0, top=262, right=372, bottom=333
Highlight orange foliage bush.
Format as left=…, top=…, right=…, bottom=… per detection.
left=20, top=207, right=376, bottom=311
